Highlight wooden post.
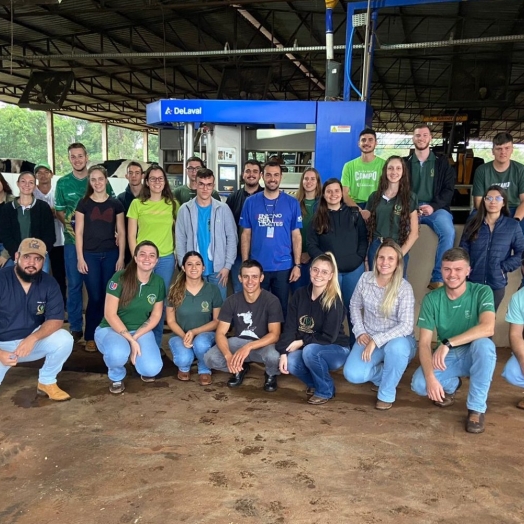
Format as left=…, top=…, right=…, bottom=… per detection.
left=101, top=122, right=109, bottom=161
left=46, top=111, right=55, bottom=172
left=142, top=130, right=148, bottom=162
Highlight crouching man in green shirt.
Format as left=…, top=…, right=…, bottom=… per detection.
left=411, top=247, right=496, bottom=434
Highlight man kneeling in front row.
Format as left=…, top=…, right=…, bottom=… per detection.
left=411, top=247, right=496, bottom=434
left=0, top=238, right=73, bottom=400
left=204, top=259, right=283, bottom=391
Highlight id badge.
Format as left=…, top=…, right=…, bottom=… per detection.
left=266, top=226, right=274, bottom=238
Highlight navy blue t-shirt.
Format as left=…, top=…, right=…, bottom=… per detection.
left=0, top=266, right=64, bottom=341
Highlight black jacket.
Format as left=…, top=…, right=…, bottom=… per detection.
left=404, top=151, right=456, bottom=212
left=117, top=184, right=137, bottom=215
left=0, top=198, right=55, bottom=258
left=276, top=284, right=349, bottom=354
left=307, top=204, right=368, bottom=273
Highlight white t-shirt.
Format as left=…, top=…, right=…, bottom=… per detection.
left=34, top=187, right=65, bottom=247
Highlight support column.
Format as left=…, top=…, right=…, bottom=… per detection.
left=142, top=130, right=148, bottom=162
left=46, top=111, right=55, bottom=172
left=101, top=122, right=109, bottom=161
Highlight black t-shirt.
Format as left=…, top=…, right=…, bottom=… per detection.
left=0, top=266, right=64, bottom=341
left=76, top=197, right=124, bottom=252
left=218, top=289, right=284, bottom=340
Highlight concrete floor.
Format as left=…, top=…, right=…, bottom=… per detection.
left=1, top=344, right=524, bottom=524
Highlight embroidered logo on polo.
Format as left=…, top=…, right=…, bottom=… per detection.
left=298, top=315, right=314, bottom=333
left=109, top=281, right=118, bottom=291
left=201, top=301, right=210, bottom=312
left=36, top=302, right=46, bottom=315
left=393, top=204, right=402, bottom=216
left=147, top=294, right=157, bottom=305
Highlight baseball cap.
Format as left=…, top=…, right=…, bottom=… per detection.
left=18, top=238, right=47, bottom=258
left=34, top=162, right=52, bottom=174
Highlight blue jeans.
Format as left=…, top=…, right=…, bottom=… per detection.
left=338, top=263, right=365, bottom=345
left=501, top=354, right=524, bottom=387
left=95, top=326, right=163, bottom=382
left=153, top=254, right=175, bottom=348
left=411, top=338, right=496, bottom=413
left=203, top=272, right=227, bottom=301
left=169, top=332, right=216, bottom=374
left=344, top=335, right=416, bottom=403
left=368, top=238, right=409, bottom=278
left=83, top=250, right=119, bottom=341
left=64, top=243, right=84, bottom=332
left=260, top=268, right=292, bottom=319
left=231, top=254, right=243, bottom=294
left=0, top=329, right=73, bottom=385
left=204, top=337, right=280, bottom=377
left=419, top=208, right=455, bottom=282
left=287, top=343, right=350, bottom=399
left=290, top=260, right=311, bottom=294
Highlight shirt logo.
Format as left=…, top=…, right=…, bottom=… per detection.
left=147, top=294, right=157, bottom=305
left=393, top=204, right=402, bottom=216
left=109, top=281, right=118, bottom=291
left=201, top=301, right=210, bottom=312
left=36, top=302, right=46, bottom=315
left=257, top=213, right=283, bottom=227
left=298, top=315, right=314, bottom=333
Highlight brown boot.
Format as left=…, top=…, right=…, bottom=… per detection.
left=466, top=410, right=485, bottom=434
left=199, top=373, right=212, bottom=386
left=37, top=382, right=71, bottom=401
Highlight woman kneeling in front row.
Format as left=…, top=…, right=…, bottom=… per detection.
left=95, top=241, right=166, bottom=394
left=277, top=252, right=350, bottom=405
left=344, top=239, right=416, bottom=410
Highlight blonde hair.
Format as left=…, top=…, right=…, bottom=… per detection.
left=372, top=239, right=404, bottom=317
left=310, top=252, right=342, bottom=311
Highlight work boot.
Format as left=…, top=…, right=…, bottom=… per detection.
left=37, top=382, right=71, bottom=401
left=466, top=410, right=485, bottom=434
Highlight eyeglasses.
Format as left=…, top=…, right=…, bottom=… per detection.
left=198, top=182, right=214, bottom=190
left=186, top=166, right=201, bottom=172
left=311, top=267, right=332, bottom=277
left=148, top=176, right=165, bottom=183
left=484, top=196, right=504, bottom=202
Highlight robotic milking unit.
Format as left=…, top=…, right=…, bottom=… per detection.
left=146, top=99, right=372, bottom=194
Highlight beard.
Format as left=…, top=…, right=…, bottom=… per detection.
left=15, top=262, right=43, bottom=283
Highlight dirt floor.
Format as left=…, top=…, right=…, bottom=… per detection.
left=1, top=343, right=524, bottom=524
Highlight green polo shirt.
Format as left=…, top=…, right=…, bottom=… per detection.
left=300, top=198, right=317, bottom=252
left=417, top=282, right=494, bottom=345
left=55, top=172, right=114, bottom=245
left=411, top=152, right=435, bottom=203
left=169, top=281, right=223, bottom=332
left=366, top=191, right=418, bottom=243
left=14, top=198, right=32, bottom=240
left=99, top=270, right=166, bottom=330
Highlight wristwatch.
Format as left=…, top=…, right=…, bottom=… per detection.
left=441, top=338, right=453, bottom=349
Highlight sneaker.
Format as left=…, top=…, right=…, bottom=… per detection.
left=306, top=387, right=315, bottom=397
left=375, top=400, right=393, bottom=410
left=109, top=381, right=125, bottom=394
left=466, top=410, right=485, bottom=434
left=85, top=340, right=97, bottom=353
left=140, top=375, right=156, bottom=383
left=427, top=282, right=444, bottom=291
left=37, top=382, right=71, bottom=401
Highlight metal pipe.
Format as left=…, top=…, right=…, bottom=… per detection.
left=13, top=34, right=524, bottom=61
left=361, top=0, right=372, bottom=100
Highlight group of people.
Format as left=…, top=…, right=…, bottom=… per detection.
left=2, top=126, right=524, bottom=436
